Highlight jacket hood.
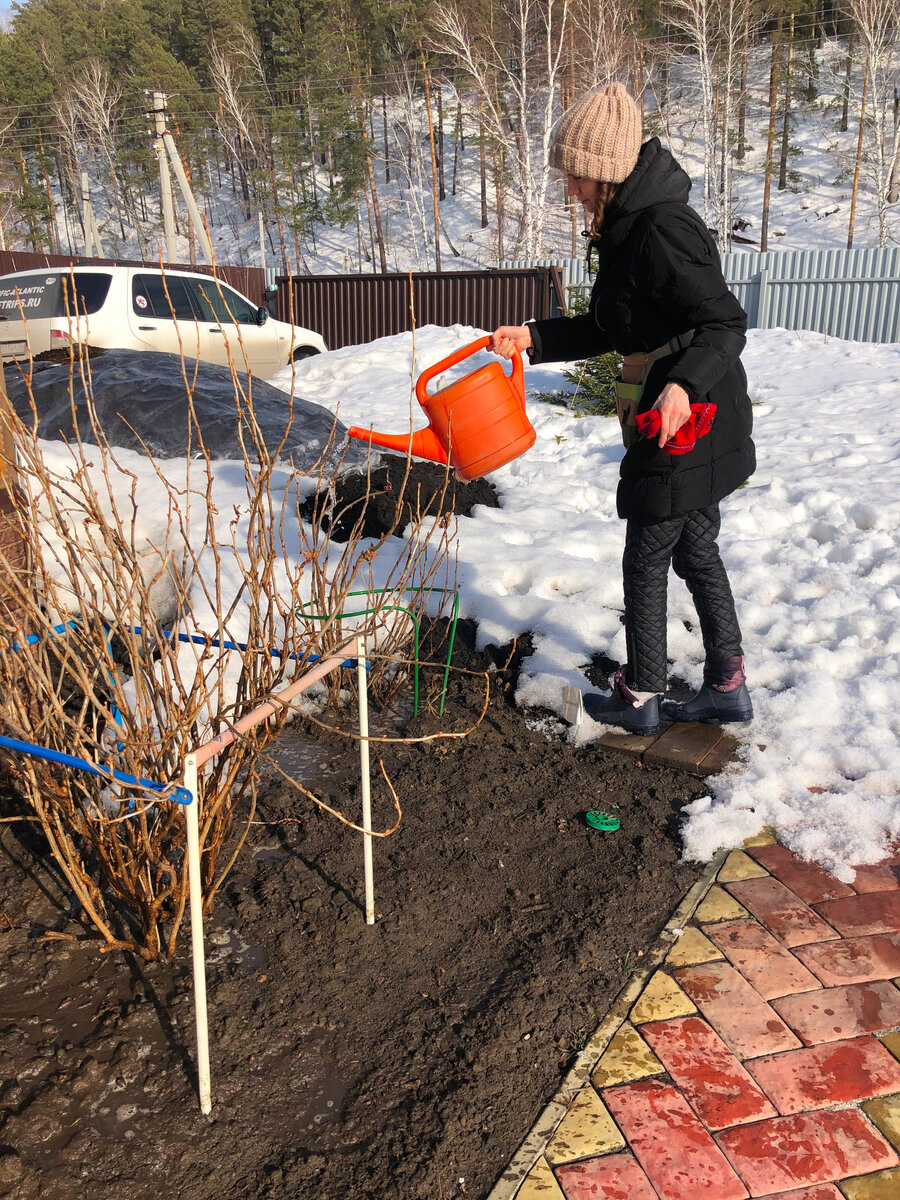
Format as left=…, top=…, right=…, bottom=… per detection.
left=605, top=138, right=691, bottom=224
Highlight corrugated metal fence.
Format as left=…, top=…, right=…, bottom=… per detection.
left=0, top=249, right=267, bottom=307
left=502, top=248, right=900, bottom=344
left=276, top=268, right=566, bottom=350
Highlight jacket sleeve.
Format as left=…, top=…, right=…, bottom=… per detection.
left=641, top=211, right=747, bottom=401
left=526, top=311, right=614, bottom=364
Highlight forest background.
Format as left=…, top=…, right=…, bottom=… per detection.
left=0, top=0, right=899, bottom=275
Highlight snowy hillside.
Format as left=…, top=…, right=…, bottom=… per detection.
left=16, top=40, right=900, bottom=274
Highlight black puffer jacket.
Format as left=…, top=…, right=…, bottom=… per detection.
left=530, top=138, right=755, bottom=522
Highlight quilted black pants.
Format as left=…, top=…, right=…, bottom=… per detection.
left=622, top=504, right=743, bottom=694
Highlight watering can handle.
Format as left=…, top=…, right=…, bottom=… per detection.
left=415, top=336, right=525, bottom=409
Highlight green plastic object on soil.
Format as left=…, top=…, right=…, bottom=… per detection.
left=296, top=587, right=460, bottom=717
left=585, top=810, right=620, bottom=832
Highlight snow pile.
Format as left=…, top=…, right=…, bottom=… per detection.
left=279, top=324, right=900, bottom=880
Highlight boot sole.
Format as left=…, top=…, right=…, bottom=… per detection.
left=662, top=709, right=753, bottom=725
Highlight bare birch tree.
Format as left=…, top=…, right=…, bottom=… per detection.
left=665, top=0, right=750, bottom=252
left=66, top=62, right=145, bottom=255
left=569, top=0, right=634, bottom=89
left=431, top=0, right=570, bottom=258
left=847, top=0, right=900, bottom=244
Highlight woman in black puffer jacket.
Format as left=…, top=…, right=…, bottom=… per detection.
left=491, top=83, right=755, bottom=735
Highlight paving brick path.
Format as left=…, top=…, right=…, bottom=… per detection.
left=506, top=832, right=900, bottom=1200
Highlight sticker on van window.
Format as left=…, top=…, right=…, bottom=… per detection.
left=135, top=294, right=148, bottom=309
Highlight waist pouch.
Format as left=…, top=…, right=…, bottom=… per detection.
left=614, top=381, right=644, bottom=449
left=614, top=330, right=695, bottom=449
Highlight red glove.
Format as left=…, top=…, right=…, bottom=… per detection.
left=634, top=402, right=716, bottom=455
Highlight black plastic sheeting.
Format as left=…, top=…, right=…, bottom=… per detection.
left=5, top=349, right=371, bottom=473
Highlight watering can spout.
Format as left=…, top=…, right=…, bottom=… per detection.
left=346, top=423, right=449, bottom=466
left=346, top=336, right=534, bottom=481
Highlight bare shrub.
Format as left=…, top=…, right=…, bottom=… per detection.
left=0, top=343, right=456, bottom=958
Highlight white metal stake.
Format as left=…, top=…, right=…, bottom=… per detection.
left=184, top=753, right=212, bottom=1114
left=356, top=637, right=375, bottom=924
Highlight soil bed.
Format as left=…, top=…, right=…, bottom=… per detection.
left=0, top=463, right=707, bottom=1200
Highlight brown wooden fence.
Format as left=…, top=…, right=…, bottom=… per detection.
left=276, top=268, right=567, bottom=350
left=0, top=250, right=267, bottom=306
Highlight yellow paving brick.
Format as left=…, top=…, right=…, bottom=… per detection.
left=630, top=970, right=696, bottom=1024
left=694, top=884, right=750, bottom=923
left=665, top=925, right=725, bottom=967
left=742, top=825, right=777, bottom=847
left=879, top=1032, right=900, bottom=1063
left=864, top=1094, right=900, bottom=1153
left=718, top=849, right=770, bottom=882
left=591, top=1022, right=663, bottom=1089
left=516, top=1155, right=566, bottom=1200
left=545, top=1086, right=626, bottom=1165
left=838, top=1167, right=900, bottom=1199
left=741, top=825, right=777, bottom=848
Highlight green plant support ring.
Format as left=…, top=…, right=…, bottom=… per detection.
left=585, top=810, right=620, bottom=832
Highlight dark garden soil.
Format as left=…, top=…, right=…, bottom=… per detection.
left=0, top=462, right=708, bottom=1200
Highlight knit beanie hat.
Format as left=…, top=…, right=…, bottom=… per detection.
left=548, top=83, right=642, bottom=183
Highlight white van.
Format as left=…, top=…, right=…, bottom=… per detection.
left=0, top=265, right=326, bottom=379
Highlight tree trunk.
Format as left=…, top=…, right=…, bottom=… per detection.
left=419, top=43, right=442, bottom=271
left=452, top=100, right=462, bottom=197
left=479, top=106, right=488, bottom=229
left=737, top=9, right=749, bottom=161
left=889, top=89, right=900, bottom=204
left=356, top=89, right=388, bottom=273
left=779, top=14, right=795, bottom=191
left=760, top=29, right=782, bottom=253
left=848, top=61, right=869, bottom=250
left=841, top=33, right=856, bottom=134
left=382, top=93, right=390, bottom=185
left=436, top=83, right=445, bottom=202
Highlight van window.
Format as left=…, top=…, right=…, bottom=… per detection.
left=187, top=278, right=257, bottom=325
left=0, top=271, right=112, bottom=320
left=132, top=274, right=196, bottom=321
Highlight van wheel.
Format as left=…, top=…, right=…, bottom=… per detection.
left=292, top=347, right=320, bottom=362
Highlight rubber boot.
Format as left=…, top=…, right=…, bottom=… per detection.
left=583, top=667, right=660, bottom=736
left=661, top=655, right=753, bottom=724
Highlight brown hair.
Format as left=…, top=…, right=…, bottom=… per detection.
left=587, top=180, right=621, bottom=241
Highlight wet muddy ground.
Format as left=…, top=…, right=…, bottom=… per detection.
left=0, top=463, right=708, bottom=1200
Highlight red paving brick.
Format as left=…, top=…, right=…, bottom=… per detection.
left=747, top=844, right=856, bottom=903
left=753, top=1187, right=845, bottom=1200
left=746, top=1035, right=900, bottom=1114
left=814, top=890, right=900, bottom=936
left=771, top=980, right=900, bottom=1046
left=639, top=1015, right=777, bottom=1130
left=795, top=932, right=900, bottom=986
left=704, top=919, right=822, bottom=999
left=851, top=856, right=900, bottom=894
left=674, top=961, right=802, bottom=1058
left=556, top=1153, right=660, bottom=1200
left=601, top=1079, right=748, bottom=1200
left=725, top=878, right=840, bottom=947
left=716, top=1108, right=899, bottom=1194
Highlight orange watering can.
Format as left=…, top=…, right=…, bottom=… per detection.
left=347, top=336, right=536, bottom=481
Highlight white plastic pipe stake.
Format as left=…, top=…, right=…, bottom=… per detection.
left=184, top=753, right=212, bottom=1114
left=357, top=637, right=375, bottom=924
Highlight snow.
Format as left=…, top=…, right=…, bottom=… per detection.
left=259, top=322, right=900, bottom=881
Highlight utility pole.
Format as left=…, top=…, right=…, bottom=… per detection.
left=258, top=210, right=266, bottom=274
left=146, top=92, right=213, bottom=265
left=162, top=128, right=213, bottom=265
left=150, top=93, right=177, bottom=262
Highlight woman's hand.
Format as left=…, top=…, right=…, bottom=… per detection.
left=489, top=325, right=533, bottom=360
left=650, top=382, right=691, bottom=448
